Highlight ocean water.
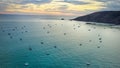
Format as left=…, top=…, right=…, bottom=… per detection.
left=0, top=16, right=120, bottom=68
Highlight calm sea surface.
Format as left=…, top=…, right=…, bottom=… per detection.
left=0, top=15, right=120, bottom=68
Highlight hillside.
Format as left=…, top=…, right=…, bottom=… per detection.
left=73, top=11, right=120, bottom=25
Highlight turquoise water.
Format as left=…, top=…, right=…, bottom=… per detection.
left=0, top=18, right=120, bottom=68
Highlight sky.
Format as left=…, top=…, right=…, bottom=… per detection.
left=0, top=0, right=120, bottom=16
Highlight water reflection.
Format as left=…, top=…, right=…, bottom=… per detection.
left=0, top=19, right=120, bottom=68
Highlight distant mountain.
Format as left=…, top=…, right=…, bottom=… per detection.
left=73, top=11, right=120, bottom=25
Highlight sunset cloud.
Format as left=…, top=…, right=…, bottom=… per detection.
left=0, top=0, right=119, bottom=16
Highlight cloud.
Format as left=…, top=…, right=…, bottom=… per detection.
left=0, top=3, right=8, bottom=12
left=1, top=0, right=119, bottom=16
left=94, top=0, right=120, bottom=11
left=4, top=0, right=104, bottom=16
left=0, top=0, right=23, bottom=4
left=56, top=0, right=90, bottom=5
left=93, top=0, right=113, bottom=2
left=0, top=0, right=52, bottom=4
left=104, top=1, right=120, bottom=11
left=58, top=5, right=68, bottom=10
left=20, top=0, right=52, bottom=4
